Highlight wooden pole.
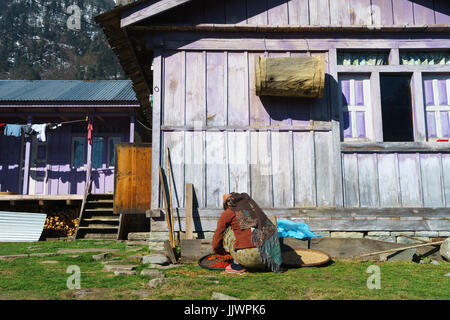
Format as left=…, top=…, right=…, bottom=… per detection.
left=166, top=147, right=175, bottom=248
left=356, top=240, right=445, bottom=258
left=159, top=166, right=174, bottom=248
left=185, top=183, right=194, bottom=240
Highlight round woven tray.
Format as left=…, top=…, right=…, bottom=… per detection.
left=281, top=248, right=331, bottom=267
left=198, top=253, right=233, bottom=271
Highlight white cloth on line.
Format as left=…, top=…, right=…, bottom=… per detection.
left=31, top=124, right=47, bottom=142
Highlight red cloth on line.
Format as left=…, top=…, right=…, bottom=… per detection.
left=0, top=123, right=5, bottom=135
left=211, top=208, right=256, bottom=254
left=87, top=121, right=93, bottom=145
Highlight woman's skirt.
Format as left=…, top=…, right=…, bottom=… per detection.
left=222, top=227, right=266, bottom=270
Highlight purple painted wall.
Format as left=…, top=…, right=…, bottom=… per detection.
left=0, top=115, right=132, bottom=195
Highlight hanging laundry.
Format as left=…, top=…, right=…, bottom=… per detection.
left=0, top=123, right=5, bottom=135
left=21, top=125, right=34, bottom=139
left=87, top=120, right=93, bottom=145
left=4, top=124, right=22, bottom=137
left=31, top=124, right=47, bottom=142
left=48, top=123, right=62, bottom=130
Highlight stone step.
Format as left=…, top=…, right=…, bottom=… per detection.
left=128, top=232, right=150, bottom=241
left=81, top=233, right=117, bottom=240
left=83, top=217, right=120, bottom=222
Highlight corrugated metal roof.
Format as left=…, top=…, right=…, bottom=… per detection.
left=0, top=80, right=138, bottom=102
left=0, top=211, right=47, bottom=242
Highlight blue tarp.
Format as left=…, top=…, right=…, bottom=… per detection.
left=277, top=219, right=322, bottom=240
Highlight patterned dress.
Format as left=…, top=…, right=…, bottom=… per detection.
left=222, top=226, right=266, bottom=270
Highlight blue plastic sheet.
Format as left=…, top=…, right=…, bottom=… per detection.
left=277, top=219, right=322, bottom=240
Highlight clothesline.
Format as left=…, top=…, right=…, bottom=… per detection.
left=0, top=117, right=91, bottom=143
left=136, top=118, right=152, bottom=131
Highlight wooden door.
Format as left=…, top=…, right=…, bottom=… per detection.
left=113, top=143, right=152, bottom=214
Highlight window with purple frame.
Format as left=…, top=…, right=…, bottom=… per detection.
left=423, top=75, right=450, bottom=140
left=339, top=75, right=372, bottom=141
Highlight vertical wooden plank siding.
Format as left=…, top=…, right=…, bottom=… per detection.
left=412, top=0, right=436, bottom=24
left=287, top=0, right=310, bottom=25
left=250, top=131, right=273, bottom=207
left=205, top=131, right=227, bottom=207
left=349, top=0, right=372, bottom=25
left=293, top=131, right=316, bottom=207
left=246, top=0, right=268, bottom=25
left=392, top=0, right=414, bottom=25
left=441, top=154, right=450, bottom=207
left=357, top=154, right=379, bottom=207
left=330, top=0, right=350, bottom=25
left=185, top=51, right=205, bottom=126
left=249, top=52, right=271, bottom=126
left=412, top=72, right=427, bottom=142
left=342, top=153, right=359, bottom=207
left=227, top=52, right=249, bottom=126
left=228, top=131, right=249, bottom=194
left=271, top=131, right=294, bottom=207
left=267, top=0, right=289, bottom=25
left=308, top=0, right=330, bottom=25
left=434, top=0, right=450, bottom=24
left=184, top=131, right=205, bottom=207
left=398, top=153, right=423, bottom=207
left=369, top=0, right=394, bottom=25
left=314, top=131, right=334, bottom=207
left=163, top=50, right=184, bottom=126
left=420, top=153, right=444, bottom=207
left=164, top=131, right=185, bottom=208
left=377, top=153, right=401, bottom=207
left=151, top=50, right=162, bottom=209
left=206, top=52, right=226, bottom=126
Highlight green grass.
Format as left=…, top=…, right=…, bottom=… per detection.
left=0, top=240, right=449, bottom=300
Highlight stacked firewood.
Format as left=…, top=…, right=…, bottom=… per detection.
left=43, top=208, right=79, bottom=238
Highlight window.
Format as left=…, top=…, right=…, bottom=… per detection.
left=400, top=51, right=450, bottom=65
left=72, top=137, right=86, bottom=168
left=338, top=51, right=389, bottom=66
left=108, top=137, right=121, bottom=167
left=92, top=137, right=104, bottom=169
left=339, top=75, right=372, bottom=140
left=380, top=75, right=414, bottom=142
left=423, top=75, right=450, bottom=140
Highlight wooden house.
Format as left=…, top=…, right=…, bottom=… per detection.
left=96, top=0, right=450, bottom=242
left=0, top=80, right=138, bottom=199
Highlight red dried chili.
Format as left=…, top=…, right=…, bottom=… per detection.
left=211, top=261, right=232, bottom=268
left=207, top=254, right=233, bottom=261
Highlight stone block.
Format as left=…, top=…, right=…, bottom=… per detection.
left=397, top=236, right=429, bottom=244
left=438, top=232, right=450, bottom=237
left=391, top=231, right=415, bottom=237
left=104, top=264, right=137, bottom=272
left=114, top=270, right=137, bottom=276
left=149, top=232, right=170, bottom=242
left=366, top=236, right=396, bottom=243
left=440, top=238, right=450, bottom=261
left=92, top=253, right=108, bottom=261
left=147, top=278, right=166, bottom=288
left=140, top=269, right=165, bottom=278
left=367, top=232, right=390, bottom=236
left=211, top=292, right=239, bottom=300
left=142, top=254, right=170, bottom=265
left=414, top=231, right=439, bottom=237
left=313, top=231, right=330, bottom=237
left=381, top=248, right=417, bottom=262
left=148, top=242, right=165, bottom=251
left=330, top=232, right=364, bottom=239
left=128, top=232, right=150, bottom=241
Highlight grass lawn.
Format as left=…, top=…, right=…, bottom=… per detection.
left=0, top=240, right=448, bottom=300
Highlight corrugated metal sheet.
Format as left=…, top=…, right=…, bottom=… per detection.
left=0, top=211, right=47, bottom=242
left=0, top=80, right=137, bottom=102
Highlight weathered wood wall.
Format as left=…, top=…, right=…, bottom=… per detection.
left=342, top=152, right=450, bottom=208
left=149, top=0, right=450, bottom=26
left=156, top=49, right=337, bottom=210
